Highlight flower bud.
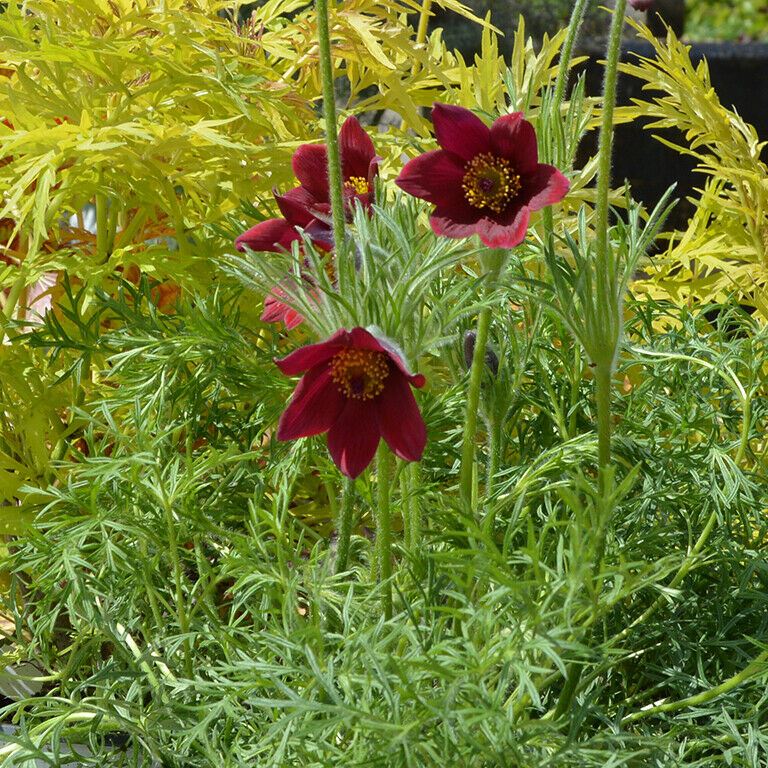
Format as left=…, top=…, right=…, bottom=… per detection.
left=463, top=330, right=499, bottom=376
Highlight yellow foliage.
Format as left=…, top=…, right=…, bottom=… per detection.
left=619, top=20, right=768, bottom=319
left=0, top=0, right=490, bottom=294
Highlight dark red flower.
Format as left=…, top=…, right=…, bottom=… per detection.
left=235, top=116, right=378, bottom=254
left=628, top=0, right=653, bottom=10
left=395, top=103, right=569, bottom=249
left=276, top=327, right=427, bottom=478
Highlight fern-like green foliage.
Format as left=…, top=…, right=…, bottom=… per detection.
left=619, top=21, right=768, bottom=320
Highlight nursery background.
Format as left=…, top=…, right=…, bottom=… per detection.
left=1, top=0, right=767, bottom=766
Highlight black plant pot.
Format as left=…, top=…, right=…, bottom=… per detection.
left=577, top=40, right=768, bottom=230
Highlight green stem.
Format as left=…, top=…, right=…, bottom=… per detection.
left=459, top=249, right=504, bottom=509
left=595, top=0, right=627, bottom=267
left=552, top=0, right=590, bottom=111
left=595, top=362, right=612, bottom=471
left=315, top=0, right=348, bottom=286
left=375, top=444, right=393, bottom=619
left=335, top=476, right=355, bottom=574
left=414, top=0, right=433, bottom=49
left=621, top=649, right=768, bottom=724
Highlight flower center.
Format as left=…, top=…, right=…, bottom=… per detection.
left=330, top=348, right=390, bottom=401
left=344, top=176, right=369, bottom=195
left=462, top=153, right=521, bottom=213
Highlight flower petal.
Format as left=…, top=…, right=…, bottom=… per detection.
left=339, top=116, right=376, bottom=180
left=377, top=373, right=426, bottom=462
left=521, top=164, right=570, bottom=211
left=429, top=208, right=483, bottom=240
left=275, top=329, right=350, bottom=376
left=431, top=103, right=490, bottom=162
left=274, top=186, right=318, bottom=228
left=235, top=219, right=299, bottom=253
left=327, top=399, right=381, bottom=478
left=490, top=113, right=539, bottom=175
left=475, top=206, right=531, bottom=249
left=395, top=150, right=468, bottom=209
left=277, top=364, right=344, bottom=440
left=261, top=287, right=304, bottom=330
left=303, top=219, right=334, bottom=251
left=292, top=143, right=329, bottom=201
left=349, top=327, right=425, bottom=387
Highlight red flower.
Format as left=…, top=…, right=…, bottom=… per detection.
left=260, top=282, right=304, bottom=330
left=276, top=327, right=427, bottom=478
left=395, top=103, right=569, bottom=249
left=235, top=116, right=378, bottom=254
left=628, top=0, right=653, bottom=10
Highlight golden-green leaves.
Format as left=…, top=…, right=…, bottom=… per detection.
left=620, top=21, right=768, bottom=319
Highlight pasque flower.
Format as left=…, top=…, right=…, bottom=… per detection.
left=395, top=103, right=569, bottom=249
left=236, top=115, right=378, bottom=330
left=276, top=327, right=427, bottom=478
left=235, top=115, right=378, bottom=255
left=628, top=0, right=654, bottom=10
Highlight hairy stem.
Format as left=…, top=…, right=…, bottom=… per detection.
left=595, top=362, right=613, bottom=470
left=335, top=477, right=355, bottom=574
left=459, top=249, right=504, bottom=509
left=622, top=649, right=768, bottom=724
left=595, top=0, right=627, bottom=266
left=315, top=0, right=348, bottom=286
left=376, top=444, right=393, bottom=619
left=553, top=0, right=590, bottom=111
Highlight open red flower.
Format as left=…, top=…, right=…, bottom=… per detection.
left=236, top=116, right=378, bottom=331
left=235, top=115, right=378, bottom=255
left=276, top=327, right=427, bottom=478
left=395, top=103, right=569, bottom=249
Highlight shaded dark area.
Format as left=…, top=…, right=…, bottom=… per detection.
left=578, top=40, right=768, bottom=229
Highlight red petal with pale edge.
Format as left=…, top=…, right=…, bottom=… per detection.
left=339, top=116, right=376, bottom=180
left=275, top=329, right=350, bottom=376
left=476, top=207, right=531, bottom=249
left=235, top=219, right=300, bottom=253
left=292, top=143, right=329, bottom=202
left=490, top=113, right=538, bottom=175
left=327, top=399, right=381, bottom=478
left=522, top=165, right=570, bottom=211
left=395, top=150, right=467, bottom=209
left=429, top=211, right=483, bottom=240
left=377, top=374, right=426, bottom=462
left=432, top=103, right=490, bottom=162
left=430, top=205, right=531, bottom=248
left=277, top=364, right=344, bottom=440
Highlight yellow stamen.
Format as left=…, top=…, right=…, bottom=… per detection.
left=330, top=348, right=389, bottom=401
left=462, top=152, right=521, bottom=213
left=344, top=176, right=369, bottom=195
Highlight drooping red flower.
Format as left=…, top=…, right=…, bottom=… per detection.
left=276, top=327, right=427, bottom=478
left=628, top=0, right=654, bottom=10
left=260, top=282, right=304, bottom=330
left=235, top=115, right=378, bottom=254
left=395, top=103, right=569, bottom=249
